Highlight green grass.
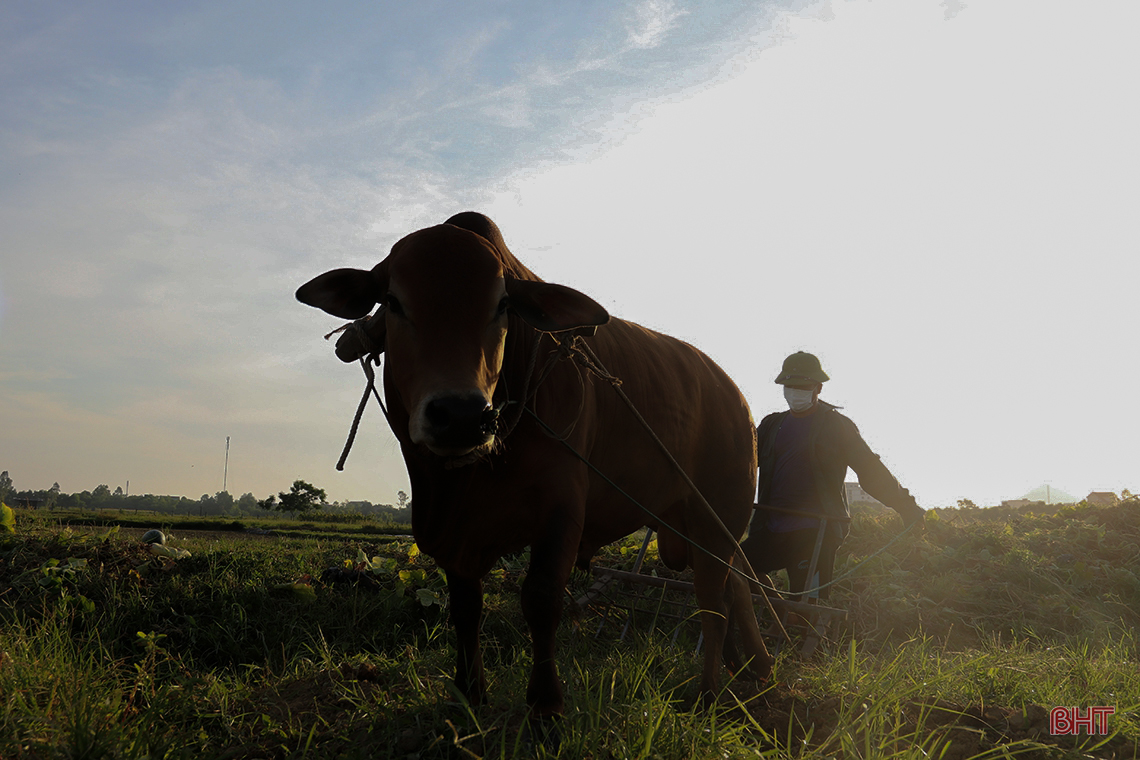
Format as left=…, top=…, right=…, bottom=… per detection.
left=1, top=505, right=1138, bottom=758
left=14, top=508, right=412, bottom=543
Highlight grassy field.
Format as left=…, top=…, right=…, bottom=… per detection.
left=1, top=503, right=1138, bottom=759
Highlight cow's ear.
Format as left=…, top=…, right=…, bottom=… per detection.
left=505, top=278, right=610, bottom=333
left=296, top=267, right=383, bottom=320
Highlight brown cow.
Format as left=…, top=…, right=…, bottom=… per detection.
left=297, top=212, right=771, bottom=723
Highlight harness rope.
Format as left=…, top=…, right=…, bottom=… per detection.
left=560, top=336, right=920, bottom=599
left=556, top=338, right=788, bottom=636
left=329, top=324, right=918, bottom=633
left=520, top=404, right=789, bottom=643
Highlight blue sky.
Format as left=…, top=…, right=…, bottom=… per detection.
left=2, top=0, right=1137, bottom=508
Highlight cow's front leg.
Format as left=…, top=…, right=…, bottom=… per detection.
left=448, top=573, right=487, bottom=705
left=520, top=537, right=575, bottom=719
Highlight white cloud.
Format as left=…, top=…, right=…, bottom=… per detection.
left=487, top=0, right=1140, bottom=506
left=626, top=0, right=686, bottom=49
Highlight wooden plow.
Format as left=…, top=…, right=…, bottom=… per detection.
left=574, top=507, right=849, bottom=658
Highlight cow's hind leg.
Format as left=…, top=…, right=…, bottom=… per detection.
left=661, top=506, right=738, bottom=701
left=448, top=573, right=487, bottom=705
left=690, top=547, right=734, bottom=702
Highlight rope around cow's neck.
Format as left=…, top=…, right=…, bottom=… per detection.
left=325, top=319, right=767, bottom=589
left=332, top=324, right=916, bottom=614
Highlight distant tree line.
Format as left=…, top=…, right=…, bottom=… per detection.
left=0, top=470, right=411, bottom=523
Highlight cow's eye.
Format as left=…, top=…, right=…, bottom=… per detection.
left=496, top=296, right=510, bottom=316
left=386, top=294, right=404, bottom=317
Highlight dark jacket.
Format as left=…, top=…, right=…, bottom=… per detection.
left=754, top=401, right=921, bottom=537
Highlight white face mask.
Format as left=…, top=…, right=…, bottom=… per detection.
left=784, top=386, right=816, bottom=413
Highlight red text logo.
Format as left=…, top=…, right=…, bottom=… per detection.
left=1049, top=706, right=1115, bottom=736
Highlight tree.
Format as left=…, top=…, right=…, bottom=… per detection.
left=263, top=480, right=326, bottom=518
left=57, top=491, right=81, bottom=509
left=957, top=498, right=978, bottom=511
left=0, top=471, right=13, bottom=505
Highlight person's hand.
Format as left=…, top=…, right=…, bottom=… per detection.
left=903, top=505, right=926, bottom=534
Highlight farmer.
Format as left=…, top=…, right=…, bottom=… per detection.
left=741, top=351, right=924, bottom=602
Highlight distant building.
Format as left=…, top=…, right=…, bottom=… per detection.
left=1086, top=491, right=1119, bottom=506
left=845, top=483, right=883, bottom=507
left=1021, top=484, right=1078, bottom=504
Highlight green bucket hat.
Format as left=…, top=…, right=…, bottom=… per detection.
left=775, top=351, right=829, bottom=385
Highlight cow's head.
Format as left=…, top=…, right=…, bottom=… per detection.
left=297, top=213, right=609, bottom=459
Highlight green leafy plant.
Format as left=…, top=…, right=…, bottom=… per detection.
left=32, top=557, right=96, bottom=614
left=350, top=544, right=447, bottom=608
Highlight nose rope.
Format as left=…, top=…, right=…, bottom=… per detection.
left=439, top=330, right=560, bottom=470
left=488, top=329, right=547, bottom=444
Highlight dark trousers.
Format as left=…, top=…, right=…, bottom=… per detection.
left=740, top=525, right=841, bottom=602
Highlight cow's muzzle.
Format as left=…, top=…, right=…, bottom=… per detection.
left=421, top=394, right=497, bottom=454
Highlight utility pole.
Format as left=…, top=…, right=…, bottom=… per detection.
left=223, top=436, right=230, bottom=493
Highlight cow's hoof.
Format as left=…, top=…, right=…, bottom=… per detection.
left=521, top=714, right=562, bottom=755
left=748, top=655, right=775, bottom=683
left=722, top=637, right=744, bottom=674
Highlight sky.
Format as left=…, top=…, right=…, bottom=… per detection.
left=1, top=0, right=1137, bottom=509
